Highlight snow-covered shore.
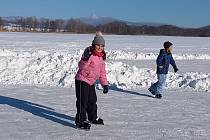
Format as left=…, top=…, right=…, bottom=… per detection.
left=0, top=48, right=210, bottom=92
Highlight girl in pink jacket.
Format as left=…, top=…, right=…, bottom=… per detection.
left=75, top=32, right=109, bottom=130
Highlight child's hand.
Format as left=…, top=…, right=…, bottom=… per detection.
left=174, top=68, right=179, bottom=73
left=103, top=85, right=109, bottom=94
left=82, top=47, right=92, bottom=61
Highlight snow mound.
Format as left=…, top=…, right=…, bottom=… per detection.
left=107, top=50, right=210, bottom=60
left=0, top=49, right=210, bottom=92
left=106, top=62, right=210, bottom=92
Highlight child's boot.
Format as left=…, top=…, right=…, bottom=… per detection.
left=91, top=117, right=104, bottom=125
left=76, top=120, right=91, bottom=130
left=148, top=87, right=156, bottom=95
left=155, top=94, right=162, bottom=99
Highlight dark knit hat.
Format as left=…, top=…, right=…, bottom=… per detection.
left=92, top=31, right=105, bottom=46
left=163, top=41, right=173, bottom=48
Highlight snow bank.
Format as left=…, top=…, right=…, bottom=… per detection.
left=106, top=62, right=210, bottom=92
left=1, top=49, right=210, bottom=92
left=107, top=50, right=210, bottom=60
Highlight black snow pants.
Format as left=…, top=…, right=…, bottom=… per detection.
left=75, top=80, right=97, bottom=122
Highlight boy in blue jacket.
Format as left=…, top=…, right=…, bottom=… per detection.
left=148, top=41, right=178, bottom=99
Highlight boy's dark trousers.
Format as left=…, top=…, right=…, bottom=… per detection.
left=75, top=80, right=97, bottom=123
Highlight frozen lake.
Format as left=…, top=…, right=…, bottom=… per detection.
left=0, top=32, right=210, bottom=139
left=1, top=32, right=210, bottom=54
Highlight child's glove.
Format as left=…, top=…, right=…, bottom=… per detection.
left=103, top=85, right=109, bottom=94
left=82, top=47, right=92, bottom=61
left=174, top=68, right=179, bottom=73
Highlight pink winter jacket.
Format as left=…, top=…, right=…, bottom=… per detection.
left=75, top=55, right=108, bottom=86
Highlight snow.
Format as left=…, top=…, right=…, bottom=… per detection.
left=0, top=85, right=210, bottom=140
left=0, top=48, right=210, bottom=91
left=0, top=33, right=210, bottom=91
left=0, top=32, right=210, bottom=139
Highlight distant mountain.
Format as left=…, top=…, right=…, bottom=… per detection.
left=79, top=15, right=165, bottom=27
left=1, top=15, right=210, bottom=37
left=123, top=21, right=165, bottom=27
left=79, top=15, right=116, bottom=26
left=199, top=25, right=210, bottom=30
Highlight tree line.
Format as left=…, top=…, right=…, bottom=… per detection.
left=0, top=16, right=210, bottom=37
left=0, top=16, right=95, bottom=33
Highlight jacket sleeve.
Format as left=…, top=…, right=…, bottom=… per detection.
left=99, top=61, right=108, bottom=86
left=78, top=57, right=91, bottom=70
left=170, top=55, right=178, bottom=69
left=156, top=50, right=165, bottom=66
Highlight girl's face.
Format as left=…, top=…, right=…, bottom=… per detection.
left=95, top=44, right=104, bottom=52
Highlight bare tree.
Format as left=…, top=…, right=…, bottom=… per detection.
left=65, top=18, right=95, bottom=33
left=0, top=17, right=3, bottom=30
left=65, top=18, right=78, bottom=32
left=39, top=18, right=51, bottom=32
left=24, top=17, right=37, bottom=31
left=98, top=21, right=129, bottom=34
left=55, top=19, right=65, bottom=32
left=49, top=20, right=57, bottom=32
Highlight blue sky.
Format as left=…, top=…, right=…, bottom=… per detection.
left=0, top=0, right=210, bottom=27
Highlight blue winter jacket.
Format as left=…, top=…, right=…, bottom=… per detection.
left=156, top=49, right=178, bottom=74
